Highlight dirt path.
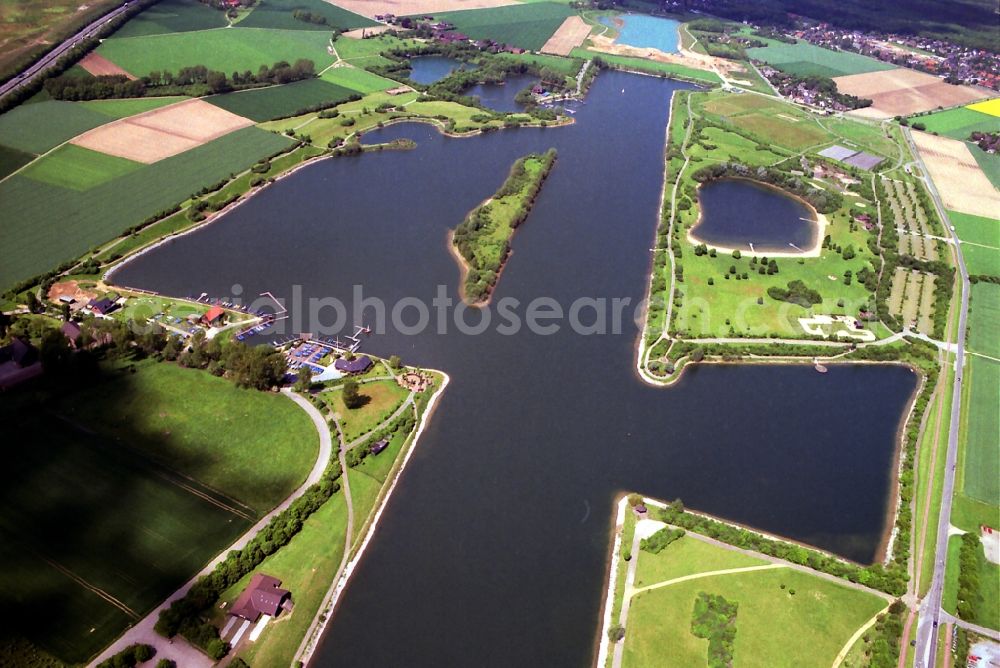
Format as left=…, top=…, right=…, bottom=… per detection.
left=833, top=603, right=892, bottom=668
left=630, top=563, right=786, bottom=597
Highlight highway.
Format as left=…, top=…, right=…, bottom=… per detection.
left=0, top=1, right=133, bottom=101
left=904, top=127, right=972, bottom=668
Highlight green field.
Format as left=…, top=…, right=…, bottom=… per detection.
left=97, top=27, right=336, bottom=77
left=20, top=144, right=142, bottom=190
left=0, top=100, right=111, bottom=154
left=948, top=210, right=1000, bottom=251
left=969, top=142, right=1000, bottom=191
left=969, top=282, right=1000, bottom=358
left=0, top=127, right=294, bottom=289
left=321, top=65, right=399, bottom=93
left=322, top=379, right=409, bottom=443
left=962, top=357, right=999, bottom=505
left=428, top=3, right=575, bottom=51
left=570, top=47, right=722, bottom=84
left=333, top=34, right=421, bottom=67
left=80, top=95, right=189, bottom=118
left=206, top=78, right=357, bottom=121
left=0, top=143, right=34, bottom=179
left=911, top=106, right=999, bottom=140
left=111, top=0, right=228, bottom=38
left=746, top=41, right=895, bottom=77
left=621, top=540, right=886, bottom=668
left=236, top=0, right=376, bottom=31
left=961, top=242, right=1000, bottom=277
left=0, top=361, right=316, bottom=663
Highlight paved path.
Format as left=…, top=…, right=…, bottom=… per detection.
left=610, top=526, right=643, bottom=668
left=938, top=611, right=1000, bottom=641
left=88, top=390, right=332, bottom=667
left=832, top=604, right=892, bottom=668
left=343, top=393, right=414, bottom=452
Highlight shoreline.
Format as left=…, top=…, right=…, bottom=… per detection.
left=686, top=177, right=828, bottom=258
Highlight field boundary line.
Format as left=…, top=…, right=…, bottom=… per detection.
left=43, top=557, right=139, bottom=618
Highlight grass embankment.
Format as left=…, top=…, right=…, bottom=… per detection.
left=0, top=360, right=316, bottom=664
left=451, top=148, right=557, bottom=303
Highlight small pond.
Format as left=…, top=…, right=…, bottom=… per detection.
left=690, top=178, right=819, bottom=252
left=407, top=55, right=478, bottom=84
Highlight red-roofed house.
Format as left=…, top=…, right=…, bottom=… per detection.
left=229, top=573, right=292, bottom=622
left=201, top=305, right=226, bottom=326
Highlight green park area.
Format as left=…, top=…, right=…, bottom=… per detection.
left=452, top=149, right=557, bottom=303
left=0, top=360, right=317, bottom=664
left=423, top=2, right=574, bottom=52
left=612, top=526, right=888, bottom=668
left=321, top=377, right=410, bottom=443
left=745, top=41, right=894, bottom=78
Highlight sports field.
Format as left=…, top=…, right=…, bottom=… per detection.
left=0, top=127, right=294, bottom=289
left=111, top=0, right=227, bottom=38
left=912, top=106, right=1000, bottom=141
left=206, top=78, right=358, bottom=121
left=962, top=357, right=999, bottom=505
left=321, top=65, right=398, bottom=93
left=619, top=534, right=887, bottom=668
left=969, top=282, right=1000, bottom=359
left=746, top=41, right=894, bottom=78
left=96, top=27, right=336, bottom=77
left=0, top=361, right=316, bottom=663
left=21, top=144, right=142, bottom=190
left=238, top=0, right=376, bottom=31
left=0, top=100, right=112, bottom=154
left=427, top=2, right=575, bottom=51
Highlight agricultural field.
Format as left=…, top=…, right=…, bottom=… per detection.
left=334, top=34, right=422, bottom=67
left=961, top=356, right=999, bottom=505
left=910, top=105, right=1000, bottom=141
left=237, top=0, right=376, bottom=31
left=948, top=210, right=1000, bottom=276
left=968, top=142, right=1000, bottom=191
left=969, top=282, right=1000, bottom=359
left=834, top=68, right=989, bottom=119
left=331, top=0, right=519, bottom=19
left=96, top=27, right=336, bottom=78
left=746, top=41, right=894, bottom=78
left=0, top=143, right=33, bottom=179
left=321, top=65, right=399, bottom=93
left=80, top=95, right=190, bottom=118
left=617, top=533, right=887, bottom=668
left=569, top=47, right=722, bottom=85
left=883, top=178, right=939, bottom=261
left=0, top=361, right=317, bottom=664
left=0, top=99, right=112, bottom=154
left=206, top=78, right=358, bottom=122
left=911, top=130, right=1000, bottom=221
left=20, top=144, right=142, bottom=190
left=0, top=127, right=294, bottom=289
left=321, top=378, right=410, bottom=443
left=426, top=2, right=576, bottom=51
left=111, top=0, right=228, bottom=38
left=888, top=267, right=935, bottom=334
left=541, top=15, right=592, bottom=56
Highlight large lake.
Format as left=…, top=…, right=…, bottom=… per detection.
left=601, top=14, right=681, bottom=53
left=691, top=177, right=819, bottom=252
left=112, top=72, right=917, bottom=666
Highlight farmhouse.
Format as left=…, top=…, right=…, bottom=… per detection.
left=230, top=573, right=293, bottom=623
left=334, top=355, right=373, bottom=374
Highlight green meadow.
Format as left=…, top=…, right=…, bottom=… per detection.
left=236, top=0, right=376, bottom=31
left=0, top=100, right=111, bottom=154
left=206, top=78, right=358, bottom=121
left=428, top=3, right=575, bottom=51
left=111, top=0, right=228, bottom=38
left=746, top=41, right=894, bottom=77
left=20, top=144, right=142, bottom=191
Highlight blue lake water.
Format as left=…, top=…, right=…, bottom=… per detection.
left=466, top=72, right=535, bottom=112
left=407, top=55, right=478, bottom=84
left=601, top=13, right=681, bottom=53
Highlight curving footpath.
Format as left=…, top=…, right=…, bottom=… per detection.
left=87, top=390, right=332, bottom=668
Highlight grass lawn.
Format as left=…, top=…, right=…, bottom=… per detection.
left=97, top=27, right=336, bottom=77
left=346, top=468, right=383, bottom=541
left=79, top=95, right=189, bottom=118
left=236, top=0, right=376, bottom=31
left=634, top=535, right=766, bottom=588
left=687, top=125, right=785, bottom=165
left=322, top=379, right=409, bottom=443
left=321, top=65, right=399, bottom=93
left=20, top=144, right=142, bottom=191
left=0, top=126, right=293, bottom=290
left=205, top=79, right=358, bottom=122
left=112, top=0, right=228, bottom=38
left=352, top=415, right=411, bottom=483
left=114, top=294, right=208, bottom=322
left=570, top=47, right=721, bottom=84
left=951, top=494, right=1000, bottom=533
left=969, top=282, right=1000, bottom=358
left=961, top=356, right=999, bottom=505
left=942, top=535, right=962, bottom=614
left=732, top=112, right=829, bottom=150
left=0, top=142, right=34, bottom=179
left=0, top=99, right=111, bottom=154
left=622, top=566, right=885, bottom=668
left=911, top=106, right=999, bottom=140
left=428, top=3, right=575, bottom=51
left=746, top=42, right=894, bottom=77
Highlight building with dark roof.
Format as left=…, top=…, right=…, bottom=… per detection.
left=0, top=338, right=42, bottom=390
left=370, top=438, right=390, bottom=455
left=87, top=297, right=118, bottom=316
left=229, top=573, right=292, bottom=622
left=62, top=322, right=82, bottom=348
left=334, top=356, right=373, bottom=374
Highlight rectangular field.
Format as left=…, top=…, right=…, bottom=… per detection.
left=911, top=130, right=1000, bottom=221
left=948, top=210, right=1000, bottom=250
left=427, top=2, right=575, bottom=51
left=746, top=41, right=893, bottom=78
left=834, top=68, right=990, bottom=119
left=237, top=0, right=376, bottom=31
left=911, top=106, right=1000, bottom=140
left=111, top=0, right=228, bottom=38
left=0, top=100, right=112, bottom=154
left=96, top=26, right=336, bottom=77
left=327, top=0, right=519, bottom=19
left=78, top=51, right=136, bottom=78
left=969, top=282, right=1000, bottom=359
left=962, top=356, right=999, bottom=505
left=71, top=98, right=254, bottom=163
left=321, top=65, right=399, bottom=92
left=206, top=78, right=358, bottom=121
left=0, top=127, right=294, bottom=289
left=20, top=144, right=143, bottom=190
left=541, top=15, right=591, bottom=56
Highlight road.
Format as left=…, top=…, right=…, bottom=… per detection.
left=904, top=126, right=972, bottom=668
left=0, top=1, right=134, bottom=101
left=88, top=389, right=332, bottom=667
